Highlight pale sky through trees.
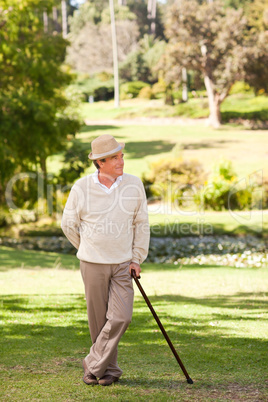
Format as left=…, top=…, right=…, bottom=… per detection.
left=70, top=0, right=166, bottom=5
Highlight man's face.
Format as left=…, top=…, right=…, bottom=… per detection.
left=98, top=151, right=124, bottom=179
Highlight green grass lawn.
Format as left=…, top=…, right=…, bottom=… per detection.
left=1, top=247, right=268, bottom=401
left=78, top=94, right=268, bottom=121
left=149, top=209, right=267, bottom=237
left=48, top=120, right=268, bottom=181
left=46, top=94, right=268, bottom=179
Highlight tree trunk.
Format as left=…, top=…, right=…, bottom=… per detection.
left=40, top=157, right=47, bottom=198
left=61, top=0, right=68, bottom=39
left=204, top=75, right=221, bottom=128
left=43, top=10, right=48, bottom=33
left=52, top=6, right=60, bottom=32
left=109, top=0, right=120, bottom=108
left=182, top=67, right=188, bottom=102
left=147, top=0, right=157, bottom=35
left=165, top=85, right=174, bottom=105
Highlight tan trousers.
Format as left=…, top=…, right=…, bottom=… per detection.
left=80, top=260, right=134, bottom=379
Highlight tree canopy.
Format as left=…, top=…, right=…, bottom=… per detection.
left=0, top=0, right=81, bottom=203
left=161, top=0, right=267, bottom=127
left=66, top=1, right=139, bottom=73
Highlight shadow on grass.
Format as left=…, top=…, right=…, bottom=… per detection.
left=1, top=292, right=267, bottom=391
left=181, top=139, right=239, bottom=150
left=150, top=221, right=266, bottom=237
left=0, top=247, right=79, bottom=272
left=79, top=125, right=120, bottom=133
left=133, top=293, right=268, bottom=311
left=125, top=140, right=175, bottom=158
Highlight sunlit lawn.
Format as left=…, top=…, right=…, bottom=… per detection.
left=48, top=120, right=268, bottom=182
left=78, top=94, right=268, bottom=121
left=148, top=209, right=268, bottom=237
left=0, top=247, right=268, bottom=401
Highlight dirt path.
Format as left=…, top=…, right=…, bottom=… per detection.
left=84, top=117, right=208, bottom=126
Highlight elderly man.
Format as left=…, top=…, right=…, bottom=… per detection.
left=61, top=134, right=150, bottom=386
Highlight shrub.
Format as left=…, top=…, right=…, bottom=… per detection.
left=96, top=71, right=113, bottom=82
left=120, top=81, right=149, bottom=99
left=221, top=110, right=268, bottom=122
left=138, top=86, right=154, bottom=99
left=263, top=178, right=268, bottom=209
left=93, top=85, right=114, bottom=101
left=119, top=50, right=150, bottom=83
left=152, top=80, right=166, bottom=98
left=142, top=155, right=206, bottom=204
left=196, top=159, right=255, bottom=211
left=72, top=74, right=114, bottom=101
left=143, top=156, right=263, bottom=212
left=229, top=81, right=253, bottom=95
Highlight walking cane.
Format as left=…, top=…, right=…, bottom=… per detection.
left=131, top=270, right=194, bottom=384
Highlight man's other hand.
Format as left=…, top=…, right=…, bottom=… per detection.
left=129, top=262, right=141, bottom=278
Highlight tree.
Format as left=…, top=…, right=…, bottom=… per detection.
left=66, top=2, right=139, bottom=73
left=162, top=0, right=249, bottom=127
left=0, top=0, right=81, bottom=204
left=119, top=35, right=166, bottom=83
left=243, top=0, right=268, bottom=94
left=127, top=0, right=165, bottom=39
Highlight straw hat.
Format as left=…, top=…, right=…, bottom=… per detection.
left=88, top=135, right=125, bottom=160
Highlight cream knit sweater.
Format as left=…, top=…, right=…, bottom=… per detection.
left=61, top=173, right=150, bottom=264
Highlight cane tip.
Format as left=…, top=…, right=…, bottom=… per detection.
left=187, top=378, right=194, bottom=384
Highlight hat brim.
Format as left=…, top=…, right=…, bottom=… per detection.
left=88, top=142, right=125, bottom=160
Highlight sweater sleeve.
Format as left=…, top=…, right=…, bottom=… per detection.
left=61, top=184, right=81, bottom=250
left=131, top=181, right=150, bottom=264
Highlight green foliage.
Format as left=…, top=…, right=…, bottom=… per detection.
left=93, top=86, right=114, bottom=101
left=96, top=71, right=113, bottom=82
left=127, top=0, right=165, bottom=39
left=221, top=94, right=268, bottom=121
left=229, top=81, right=254, bottom=95
left=69, top=73, right=114, bottom=101
left=143, top=155, right=262, bottom=212
left=120, top=81, right=150, bottom=99
left=0, top=0, right=81, bottom=204
left=67, top=2, right=139, bottom=74
left=119, top=36, right=166, bottom=84
left=57, top=139, right=92, bottom=185
left=163, top=0, right=248, bottom=91
left=138, top=86, right=154, bottom=100
left=221, top=109, right=268, bottom=122
left=142, top=155, right=206, bottom=203
left=141, top=36, right=167, bottom=82
left=161, top=0, right=268, bottom=125
left=175, top=98, right=209, bottom=118
left=101, top=4, right=137, bottom=24
left=68, top=0, right=106, bottom=31
left=119, top=49, right=151, bottom=83
left=152, top=80, right=166, bottom=97
left=196, top=159, right=254, bottom=211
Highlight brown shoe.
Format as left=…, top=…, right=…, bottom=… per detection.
left=82, top=359, right=98, bottom=385
left=98, top=375, right=119, bottom=386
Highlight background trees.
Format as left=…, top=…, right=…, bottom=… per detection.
left=243, top=0, right=268, bottom=94
left=66, top=1, right=139, bottom=74
left=162, top=0, right=249, bottom=128
left=0, top=0, right=267, bottom=214
left=66, top=0, right=165, bottom=75
left=0, top=0, right=81, bottom=205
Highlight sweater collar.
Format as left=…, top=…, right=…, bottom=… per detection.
left=92, top=170, right=123, bottom=194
